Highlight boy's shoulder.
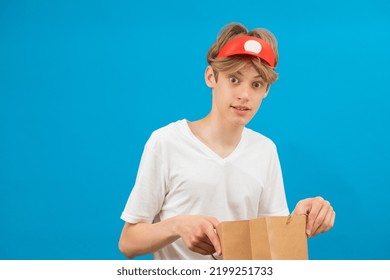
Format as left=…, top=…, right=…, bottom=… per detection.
left=145, top=119, right=187, bottom=147
left=150, top=119, right=186, bottom=138
left=244, top=126, right=277, bottom=150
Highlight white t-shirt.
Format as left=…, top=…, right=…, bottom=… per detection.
left=121, top=119, right=289, bottom=259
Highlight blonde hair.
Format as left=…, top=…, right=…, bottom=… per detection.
left=207, top=23, right=279, bottom=84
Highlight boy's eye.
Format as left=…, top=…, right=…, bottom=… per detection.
left=229, top=77, right=239, bottom=84
left=253, top=82, right=263, bottom=88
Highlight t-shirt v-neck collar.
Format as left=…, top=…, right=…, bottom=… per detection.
left=181, top=119, right=246, bottom=162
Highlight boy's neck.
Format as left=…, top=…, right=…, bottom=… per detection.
left=188, top=115, right=244, bottom=158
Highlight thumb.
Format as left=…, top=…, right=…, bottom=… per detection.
left=292, top=199, right=310, bottom=216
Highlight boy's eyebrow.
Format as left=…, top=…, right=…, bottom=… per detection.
left=235, top=71, right=264, bottom=79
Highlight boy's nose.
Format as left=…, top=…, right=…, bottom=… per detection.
left=237, top=85, right=250, bottom=101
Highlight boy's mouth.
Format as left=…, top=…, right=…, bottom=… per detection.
left=231, top=105, right=250, bottom=111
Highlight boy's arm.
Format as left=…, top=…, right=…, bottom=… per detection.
left=118, top=215, right=221, bottom=259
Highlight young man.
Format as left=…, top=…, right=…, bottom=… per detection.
left=118, top=23, right=335, bottom=260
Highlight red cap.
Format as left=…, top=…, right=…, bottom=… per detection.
left=217, top=35, right=275, bottom=67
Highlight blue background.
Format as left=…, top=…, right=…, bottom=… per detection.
left=1, top=0, right=389, bottom=260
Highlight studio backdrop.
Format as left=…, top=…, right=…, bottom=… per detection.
left=1, top=0, right=389, bottom=259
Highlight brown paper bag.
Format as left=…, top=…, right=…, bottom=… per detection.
left=216, top=215, right=308, bottom=260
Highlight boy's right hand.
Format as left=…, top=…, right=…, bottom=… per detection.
left=173, top=215, right=221, bottom=256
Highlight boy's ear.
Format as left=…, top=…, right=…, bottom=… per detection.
left=264, top=85, right=271, bottom=98
left=205, top=66, right=216, bottom=88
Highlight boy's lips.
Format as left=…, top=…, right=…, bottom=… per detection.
left=230, top=105, right=250, bottom=111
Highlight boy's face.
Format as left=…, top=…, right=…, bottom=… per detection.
left=206, top=63, right=269, bottom=127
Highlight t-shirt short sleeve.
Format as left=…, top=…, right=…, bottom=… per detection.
left=120, top=132, right=168, bottom=224
left=257, top=144, right=290, bottom=216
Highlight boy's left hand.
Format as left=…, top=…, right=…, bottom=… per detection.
left=292, top=196, right=335, bottom=238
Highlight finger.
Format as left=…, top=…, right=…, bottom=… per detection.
left=310, top=202, right=332, bottom=237
left=311, top=207, right=334, bottom=237
left=206, top=216, right=220, bottom=229
left=186, top=235, right=216, bottom=255
left=292, top=203, right=310, bottom=216
left=196, top=239, right=216, bottom=254
left=323, top=210, right=336, bottom=235
left=199, top=240, right=216, bottom=254
left=203, top=222, right=221, bottom=255
left=292, top=197, right=318, bottom=217
left=306, top=205, right=321, bottom=237
left=190, top=243, right=213, bottom=255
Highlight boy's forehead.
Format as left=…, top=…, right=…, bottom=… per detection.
left=223, top=62, right=264, bottom=78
